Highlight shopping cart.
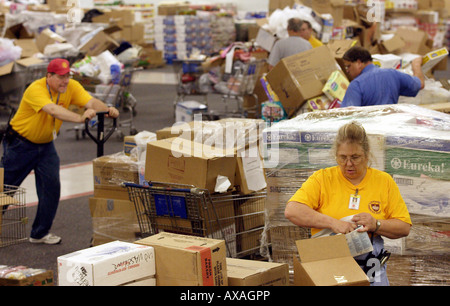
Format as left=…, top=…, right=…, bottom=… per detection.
left=68, top=66, right=140, bottom=140
left=172, top=58, right=208, bottom=118
left=0, top=185, right=27, bottom=248
left=0, top=61, right=48, bottom=121
left=213, top=59, right=266, bottom=118
left=123, top=181, right=266, bottom=258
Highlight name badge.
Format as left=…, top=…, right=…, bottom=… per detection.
left=348, top=188, right=360, bottom=210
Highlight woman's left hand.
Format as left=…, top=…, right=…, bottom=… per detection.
left=351, top=213, right=376, bottom=232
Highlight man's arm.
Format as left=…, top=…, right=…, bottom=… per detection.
left=411, top=57, right=425, bottom=89
left=41, top=103, right=96, bottom=123
left=84, top=98, right=119, bottom=118
left=341, top=82, right=363, bottom=107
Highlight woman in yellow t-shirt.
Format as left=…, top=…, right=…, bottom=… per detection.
left=285, top=121, right=411, bottom=286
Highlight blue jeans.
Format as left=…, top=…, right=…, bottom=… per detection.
left=1, top=136, right=60, bottom=239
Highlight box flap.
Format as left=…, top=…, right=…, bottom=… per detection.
left=14, top=39, right=40, bottom=58
left=300, top=257, right=369, bottom=286
left=296, top=235, right=352, bottom=262
left=0, top=62, right=14, bottom=77
left=16, top=57, right=45, bottom=67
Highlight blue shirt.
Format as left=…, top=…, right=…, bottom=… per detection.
left=341, top=64, right=422, bottom=107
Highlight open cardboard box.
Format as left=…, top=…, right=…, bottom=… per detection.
left=145, top=137, right=236, bottom=192
left=265, top=45, right=340, bottom=117
left=293, top=235, right=370, bottom=286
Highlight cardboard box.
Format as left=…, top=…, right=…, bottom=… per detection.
left=293, top=235, right=370, bottom=286
left=326, top=39, right=360, bottom=79
left=14, top=39, right=40, bottom=58
left=265, top=45, right=340, bottom=117
left=79, top=30, right=120, bottom=56
left=372, top=53, right=402, bottom=70
left=157, top=2, right=190, bottom=15
left=235, top=143, right=267, bottom=194
left=35, top=28, right=66, bottom=53
left=396, top=27, right=432, bottom=55
left=0, top=269, right=54, bottom=286
left=145, top=137, right=236, bottom=192
left=175, top=100, right=207, bottom=123
left=322, top=70, right=349, bottom=102
left=135, top=232, right=227, bottom=286
left=379, top=33, right=406, bottom=54
left=255, top=28, right=277, bottom=52
left=421, top=47, right=449, bottom=73
left=226, top=258, right=289, bottom=286
left=92, top=154, right=139, bottom=187
left=303, top=0, right=345, bottom=26
left=58, top=241, right=155, bottom=286
left=89, top=197, right=141, bottom=246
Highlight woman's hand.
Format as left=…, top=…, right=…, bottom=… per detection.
left=351, top=213, right=376, bottom=232
left=331, top=219, right=358, bottom=234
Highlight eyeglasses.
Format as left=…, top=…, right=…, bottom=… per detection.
left=336, top=155, right=364, bottom=165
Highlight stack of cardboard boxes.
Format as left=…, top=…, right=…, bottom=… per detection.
left=56, top=232, right=290, bottom=287
left=90, top=153, right=141, bottom=246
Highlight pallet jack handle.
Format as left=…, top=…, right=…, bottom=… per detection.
left=84, top=111, right=117, bottom=157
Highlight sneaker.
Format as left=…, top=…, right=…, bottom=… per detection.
left=29, top=233, right=62, bottom=245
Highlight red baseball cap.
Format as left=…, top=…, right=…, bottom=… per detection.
left=47, top=58, right=71, bottom=75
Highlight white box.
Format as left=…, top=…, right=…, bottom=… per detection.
left=372, top=54, right=402, bottom=70
left=255, top=28, right=277, bottom=52
left=57, top=241, right=155, bottom=286
left=175, top=100, right=207, bottom=123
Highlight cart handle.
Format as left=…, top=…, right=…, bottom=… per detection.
left=84, top=111, right=117, bottom=157
left=122, top=182, right=204, bottom=194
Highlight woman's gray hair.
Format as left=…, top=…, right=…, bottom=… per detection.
left=333, top=121, right=374, bottom=164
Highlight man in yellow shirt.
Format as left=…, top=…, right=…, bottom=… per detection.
left=1, top=58, right=119, bottom=244
left=299, top=20, right=323, bottom=48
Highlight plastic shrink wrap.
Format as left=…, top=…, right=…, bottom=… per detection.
left=260, top=104, right=449, bottom=285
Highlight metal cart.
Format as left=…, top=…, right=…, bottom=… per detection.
left=0, top=185, right=27, bottom=248
left=123, top=181, right=266, bottom=258
left=172, top=59, right=208, bottom=118
left=68, top=66, right=140, bottom=140
left=0, top=61, right=48, bottom=120
left=212, top=58, right=266, bottom=118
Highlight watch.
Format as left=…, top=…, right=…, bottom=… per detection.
left=374, top=220, right=381, bottom=233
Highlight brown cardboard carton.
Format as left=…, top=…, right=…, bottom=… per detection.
left=145, top=137, right=236, bottom=192
left=92, top=154, right=139, bottom=187
left=89, top=197, right=140, bottom=246
left=265, top=45, right=340, bottom=117
left=79, top=30, right=120, bottom=56
left=226, top=258, right=289, bottom=286
left=379, top=34, right=406, bottom=54
left=14, top=39, right=40, bottom=58
left=293, top=235, right=369, bottom=286
left=135, top=232, right=227, bottom=286
left=0, top=269, right=54, bottom=286
left=396, top=27, right=432, bottom=55
left=305, top=0, right=345, bottom=26
left=35, top=28, right=66, bottom=53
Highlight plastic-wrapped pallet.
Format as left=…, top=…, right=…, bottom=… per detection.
left=260, top=104, right=449, bottom=274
